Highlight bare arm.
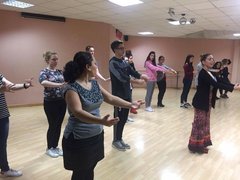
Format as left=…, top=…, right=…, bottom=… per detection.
left=65, top=89, right=119, bottom=126
left=2, top=77, right=33, bottom=91
left=40, top=80, right=65, bottom=88
left=96, top=68, right=110, bottom=81
left=99, top=84, right=143, bottom=109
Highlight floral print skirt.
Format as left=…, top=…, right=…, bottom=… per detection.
left=188, top=108, right=212, bottom=153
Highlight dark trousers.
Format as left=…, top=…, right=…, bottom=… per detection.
left=44, top=99, right=66, bottom=149
left=113, top=99, right=130, bottom=141
left=219, top=89, right=228, bottom=95
left=0, top=117, right=10, bottom=171
left=180, top=78, right=192, bottom=103
left=71, top=164, right=96, bottom=180
left=157, top=80, right=166, bottom=106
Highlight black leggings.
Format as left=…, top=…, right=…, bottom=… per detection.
left=71, top=164, right=97, bottom=180
left=157, top=79, right=166, bottom=106
left=44, top=99, right=66, bottom=149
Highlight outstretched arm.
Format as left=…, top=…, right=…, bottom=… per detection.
left=96, top=68, right=110, bottom=81
left=100, top=85, right=143, bottom=109
left=65, top=89, right=119, bottom=126
left=2, top=77, right=33, bottom=91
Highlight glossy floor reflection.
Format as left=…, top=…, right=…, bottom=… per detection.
left=6, top=88, right=240, bottom=180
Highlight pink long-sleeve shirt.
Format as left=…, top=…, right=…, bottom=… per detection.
left=145, top=61, right=167, bottom=81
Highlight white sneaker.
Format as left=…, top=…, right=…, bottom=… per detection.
left=54, top=147, right=63, bottom=156
left=46, top=147, right=59, bottom=158
left=145, top=106, right=154, bottom=112
left=127, top=117, right=134, bottom=122
left=1, top=169, right=23, bottom=177
left=180, top=103, right=188, bottom=108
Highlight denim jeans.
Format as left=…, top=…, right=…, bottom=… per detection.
left=0, top=117, right=10, bottom=171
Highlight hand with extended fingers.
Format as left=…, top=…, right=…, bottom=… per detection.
left=131, top=100, right=145, bottom=109
left=101, top=114, right=119, bottom=127
left=0, top=83, right=15, bottom=93
left=234, top=83, right=240, bottom=90
left=24, top=77, right=34, bottom=88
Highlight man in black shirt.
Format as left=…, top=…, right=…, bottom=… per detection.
left=109, top=40, right=148, bottom=151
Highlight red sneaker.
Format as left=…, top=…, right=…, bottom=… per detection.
left=130, top=107, right=138, bottom=114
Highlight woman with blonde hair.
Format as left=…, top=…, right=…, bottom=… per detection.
left=39, top=51, right=66, bottom=158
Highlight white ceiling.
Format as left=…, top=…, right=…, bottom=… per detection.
left=1, top=0, right=240, bottom=39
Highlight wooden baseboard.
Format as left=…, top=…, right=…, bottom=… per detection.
left=8, top=103, right=43, bottom=108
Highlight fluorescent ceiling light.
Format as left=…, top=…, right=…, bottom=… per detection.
left=233, top=33, right=240, bottom=37
left=2, top=0, right=34, bottom=8
left=168, top=21, right=190, bottom=26
left=108, top=0, right=143, bottom=7
left=138, top=32, right=154, bottom=35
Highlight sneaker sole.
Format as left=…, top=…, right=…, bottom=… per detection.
left=45, top=153, right=59, bottom=158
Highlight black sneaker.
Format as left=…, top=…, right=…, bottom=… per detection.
left=112, top=141, right=126, bottom=151
left=120, top=140, right=131, bottom=149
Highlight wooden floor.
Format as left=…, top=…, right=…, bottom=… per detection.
left=3, top=88, right=240, bottom=180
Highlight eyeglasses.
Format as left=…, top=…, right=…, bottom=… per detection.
left=207, top=57, right=214, bottom=61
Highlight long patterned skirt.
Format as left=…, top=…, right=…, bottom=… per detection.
left=188, top=108, right=212, bottom=153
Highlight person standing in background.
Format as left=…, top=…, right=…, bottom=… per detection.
left=124, top=50, right=143, bottom=122
left=0, top=74, right=33, bottom=177
left=219, top=58, right=231, bottom=98
left=39, top=51, right=66, bottom=158
left=144, top=51, right=170, bottom=112
left=211, top=61, right=222, bottom=99
left=109, top=40, right=148, bottom=151
left=156, top=56, right=177, bottom=107
left=86, top=45, right=110, bottom=82
left=180, top=54, right=194, bottom=108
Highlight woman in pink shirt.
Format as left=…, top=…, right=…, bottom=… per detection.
left=144, top=51, right=170, bottom=112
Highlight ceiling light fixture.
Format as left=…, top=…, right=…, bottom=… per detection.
left=166, top=8, right=196, bottom=26
left=168, top=21, right=190, bottom=26
left=233, top=33, right=240, bottom=37
left=138, top=32, right=154, bottom=35
left=2, top=0, right=34, bottom=8
left=108, top=0, right=143, bottom=7
left=179, top=14, right=187, bottom=25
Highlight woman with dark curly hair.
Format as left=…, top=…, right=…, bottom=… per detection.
left=62, top=51, right=143, bottom=180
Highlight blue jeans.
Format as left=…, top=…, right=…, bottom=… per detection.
left=0, top=117, right=10, bottom=171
